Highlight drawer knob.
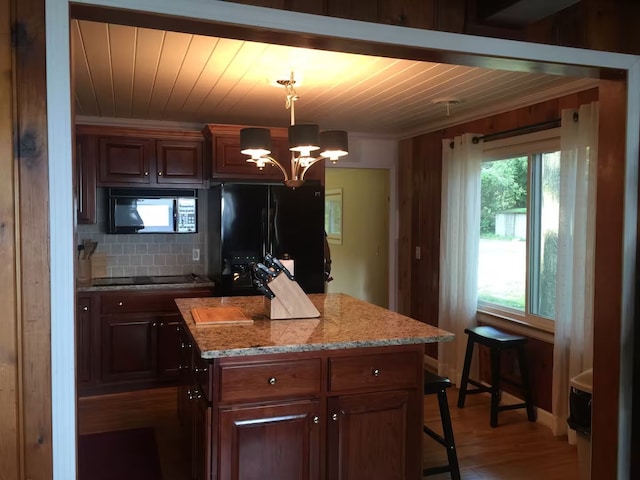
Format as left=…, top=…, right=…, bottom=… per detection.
left=313, top=416, right=319, bottom=424
left=268, top=377, right=277, bottom=385
left=332, top=413, right=338, bottom=421
left=118, top=301, right=123, bottom=306
left=144, top=171, right=149, bottom=176
left=194, top=366, right=207, bottom=373
left=158, top=171, right=163, bottom=176
left=82, top=306, right=88, bottom=311
left=372, top=368, right=380, bottom=377
left=152, top=322, right=157, bottom=327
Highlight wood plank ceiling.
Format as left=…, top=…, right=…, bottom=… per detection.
left=72, top=19, right=598, bottom=136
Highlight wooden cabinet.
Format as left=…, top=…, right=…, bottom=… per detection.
left=180, top=343, right=423, bottom=479
left=327, top=390, right=413, bottom=480
left=75, top=134, right=97, bottom=224
left=76, top=295, right=96, bottom=385
left=204, top=124, right=325, bottom=184
left=219, top=400, right=321, bottom=480
left=97, top=136, right=204, bottom=187
left=77, top=287, right=213, bottom=396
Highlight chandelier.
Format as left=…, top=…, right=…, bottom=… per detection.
left=240, top=72, right=349, bottom=188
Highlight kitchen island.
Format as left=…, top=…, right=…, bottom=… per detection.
left=175, top=293, right=454, bottom=480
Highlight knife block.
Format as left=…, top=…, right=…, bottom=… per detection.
left=264, top=273, right=320, bottom=319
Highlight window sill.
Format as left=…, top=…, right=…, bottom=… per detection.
left=476, top=308, right=555, bottom=344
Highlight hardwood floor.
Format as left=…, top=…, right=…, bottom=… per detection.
left=78, top=386, right=580, bottom=479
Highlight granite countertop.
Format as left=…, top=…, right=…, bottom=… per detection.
left=78, top=274, right=215, bottom=292
left=175, top=293, right=454, bottom=359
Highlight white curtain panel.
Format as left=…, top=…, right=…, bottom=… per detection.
left=438, top=133, right=483, bottom=385
left=552, top=102, right=598, bottom=439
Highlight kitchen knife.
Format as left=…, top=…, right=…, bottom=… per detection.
left=252, top=262, right=277, bottom=283
left=253, top=279, right=276, bottom=299
left=263, top=253, right=295, bottom=280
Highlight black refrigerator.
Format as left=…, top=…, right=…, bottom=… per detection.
left=208, top=183, right=325, bottom=296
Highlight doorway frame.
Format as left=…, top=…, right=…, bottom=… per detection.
left=47, top=1, right=640, bottom=478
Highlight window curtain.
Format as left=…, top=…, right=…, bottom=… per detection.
left=552, top=102, right=598, bottom=439
left=438, top=133, right=483, bottom=384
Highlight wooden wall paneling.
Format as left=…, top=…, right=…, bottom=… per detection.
left=591, top=78, right=629, bottom=480
left=326, top=0, right=377, bottom=23
left=397, top=138, right=413, bottom=317
left=0, top=0, right=20, bottom=477
left=13, top=0, right=53, bottom=477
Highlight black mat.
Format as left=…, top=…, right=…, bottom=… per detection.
left=78, top=427, right=163, bottom=480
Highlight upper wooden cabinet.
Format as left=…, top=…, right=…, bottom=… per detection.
left=75, top=125, right=206, bottom=189
left=204, top=124, right=325, bottom=184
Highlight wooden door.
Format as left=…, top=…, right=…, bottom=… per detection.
left=76, top=295, right=94, bottom=384
left=97, top=136, right=153, bottom=185
left=156, top=316, right=182, bottom=380
left=193, top=394, right=212, bottom=480
left=75, top=134, right=97, bottom=224
left=219, top=400, right=321, bottom=480
left=100, top=314, right=156, bottom=383
left=155, top=139, right=204, bottom=185
left=327, top=390, right=412, bottom=480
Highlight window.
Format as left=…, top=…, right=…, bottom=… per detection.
left=478, top=130, right=560, bottom=330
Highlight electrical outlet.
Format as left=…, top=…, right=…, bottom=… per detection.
left=192, top=248, right=200, bottom=261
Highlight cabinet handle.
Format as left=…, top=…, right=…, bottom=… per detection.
left=82, top=306, right=88, bottom=311
left=332, top=413, right=338, bottom=421
left=158, top=171, right=163, bottom=176
left=180, top=341, right=192, bottom=349
left=268, top=377, right=277, bottom=385
left=312, top=416, right=319, bottom=424
left=194, top=366, right=207, bottom=373
left=152, top=322, right=157, bottom=327
left=144, top=171, right=149, bottom=176
left=159, top=322, right=165, bottom=327
left=188, top=388, right=202, bottom=400
left=118, top=301, right=123, bottom=306
left=372, top=368, right=380, bottom=377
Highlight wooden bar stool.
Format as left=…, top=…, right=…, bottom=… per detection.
left=423, top=371, right=461, bottom=480
left=456, top=326, right=536, bottom=428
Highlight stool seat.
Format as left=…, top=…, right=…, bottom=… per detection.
left=423, top=370, right=460, bottom=479
left=424, top=371, right=452, bottom=394
left=465, top=326, right=527, bottom=346
left=457, top=325, right=536, bottom=427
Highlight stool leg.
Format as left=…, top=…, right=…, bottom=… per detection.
left=517, top=346, right=537, bottom=422
left=490, top=347, right=501, bottom=428
left=456, top=336, right=475, bottom=408
left=437, top=389, right=461, bottom=480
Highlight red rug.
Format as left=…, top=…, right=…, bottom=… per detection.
left=78, top=427, right=163, bottom=480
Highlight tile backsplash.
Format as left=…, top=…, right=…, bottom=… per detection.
left=77, top=188, right=206, bottom=278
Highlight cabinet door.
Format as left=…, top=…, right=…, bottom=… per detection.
left=219, top=400, right=321, bottom=480
left=378, top=0, right=434, bottom=28
left=327, top=390, right=415, bottom=480
left=193, top=395, right=212, bottom=480
left=211, top=133, right=284, bottom=180
left=156, top=316, right=182, bottom=380
left=155, top=139, right=204, bottom=185
left=101, top=315, right=156, bottom=383
left=98, top=136, right=153, bottom=185
left=75, top=134, right=97, bottom=224
left=327, top=0, right=377, bottom=22
left=76, top=296, right=94, bottom=384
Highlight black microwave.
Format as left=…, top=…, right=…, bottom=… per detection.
left=107, top=188, right=198, bottom=234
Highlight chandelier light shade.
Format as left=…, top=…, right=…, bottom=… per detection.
left=239, top=72, right=348, bottom=188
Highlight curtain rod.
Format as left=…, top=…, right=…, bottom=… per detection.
left=472, top=118, right=561, bottom=144
left=448, top=112, right=579, bottom=148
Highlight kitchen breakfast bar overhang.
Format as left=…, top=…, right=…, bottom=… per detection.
left=175, top=293, right=454, bottom=480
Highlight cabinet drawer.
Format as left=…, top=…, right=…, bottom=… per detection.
left=100, top=289, right=213, bottom=314
left=219, top=359, right=321, bottom=403
left=328, top=351, right=419, bottom=393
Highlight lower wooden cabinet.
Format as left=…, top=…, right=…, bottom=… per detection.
left=179, top=343, right=423, bottom=480
left=76, top=287, right=213, bottom=396
left=327, top=390, right=414, bottom=480
left=219, top=401, right=321, bottom=480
